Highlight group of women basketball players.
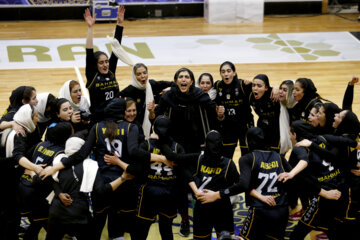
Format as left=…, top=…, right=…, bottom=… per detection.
left=0, top=5, right=360, bottom=240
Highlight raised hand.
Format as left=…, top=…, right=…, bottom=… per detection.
left=117, top=5, right=126, bottom=25
left=84, top=8, right=96, bottom=28
left=350, top=75, right=359, bottom=86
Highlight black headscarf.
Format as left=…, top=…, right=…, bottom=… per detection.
left=291, top=120, right=316, bottom=142
left=253, top=74, right=270, bottom=88
left=204, top=130, right=223, bottom=161
left=336, top=110, right=360, bottom=140
left=104, top=98, right=126, bottom=121
left=8, top=86, right=26, bottom=110
left=46, top=122, right=73, bottom=146
left=153, top=115, right=172, bottom=144
left=246, top=127, right=266, bottom=151
left=322, top=103, right=341, bottom=134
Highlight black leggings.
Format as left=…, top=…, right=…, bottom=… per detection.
left=132, top=215, right=174, bottom=240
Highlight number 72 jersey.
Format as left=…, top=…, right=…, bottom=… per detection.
left=247, top=150, right=288, bottom=207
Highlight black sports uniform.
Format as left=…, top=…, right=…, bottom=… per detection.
left=290, top=135, right=347, bottom=240
left=135, top=138, right=184, bottom=240
left=191, top=131, right=239, bottom=240
left=220, top=128, right=291, bottom=240
left=85, top=25, right=123, bottom=123
left=249, top=88, right=280, bottom=152
left=214, top=78, right=253, bottom=158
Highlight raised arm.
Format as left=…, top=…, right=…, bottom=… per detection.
left=84, top=8, right=96, bottom=49
left=342, top=75, right=358, bottom=111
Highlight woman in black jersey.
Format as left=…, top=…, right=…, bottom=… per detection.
left=0, top=86, right=38, bottom=136
left=189, top=130, right=239, bottom=240
left=84, top=7, right=125, bottom=123
left=249, top=74, right=281, bottom=152
left=18, top=122, right=73, bottom=240
left=288, top=120, right=346, bottom=240
left=290, top=78, right=322, bottom=123
left=120, top=63, right=173, bottom=139
left=133, top=116, right=185, bottom=240
left=214, top=61, right=253, bottom=158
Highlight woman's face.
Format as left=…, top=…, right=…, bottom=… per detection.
left=308, top=107, right=319, bottom=127
left=28, top=90, right=38, bottom=106
left=279, top=84, right=289, bottom=103
left=317, top=106, right=326, bottom=127
left=333, top=110, right=347, bottom=129
left=176, top=71, right=193, bottom=94
left=97, top=54, right=109, bottom=75
left=293, top=82, right=304, bottom=102
left=135, top=66, right=148, bottom=86
left=125, top=103, right=137, bottom=123
left=199, top=75, right=212, bottom=93
left=57, top=101, right=73, bottom=121
left=220, top=64, right=236, bottom=85
left=252, top=79, right=268, bottom=100
left=32, top=109, right=39, bottom=126
left=70, top=84, right=82, bottom=104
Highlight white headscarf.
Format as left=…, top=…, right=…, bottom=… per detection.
left=6, top=104, right=36, bottom=157
left=108, top=36, right=153, bottom=139
left=59, top=80, right=90, bottom=112
left=279, top=81, right=297, bottom=154
left=130, top=66, right=154, bottom=140
left=13, top=104, right=36, bottom=133
left=36, top=92, right=51, bottom=123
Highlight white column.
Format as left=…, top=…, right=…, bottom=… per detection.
left=204, top=0, right=264, bottom=23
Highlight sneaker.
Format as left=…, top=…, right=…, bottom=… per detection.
left=179, top=220, right=190, bottom=237
left=288, top=208, right=304, bottom=221
left=316, top=232, right=329, bottom=240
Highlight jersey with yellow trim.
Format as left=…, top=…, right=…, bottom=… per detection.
left=247, top=150, right=288, bottom=207
left=146, top=139, right=178, bottom=187
left=308, top=136, right=345, bottom=190
left=32, top=141, right=64, bottom=166
left=214, top=78, right=253, bottom=124
left=194, top=154, right=238, bottom=192
left=94, top=120, right=131, bottom=182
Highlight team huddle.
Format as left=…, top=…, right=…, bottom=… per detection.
left=1, top=6, right=360, bottom=240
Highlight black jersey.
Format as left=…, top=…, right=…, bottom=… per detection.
left=145, top=139, right=179, bottom=188
left=290, top=97, right=322, bottom=123
left=32, top=141, right=64, bottom=166
left=94, top=120, right=131, bottom=183
left=247, top=150, right=288, bottom=207
left=307, top=136, right=344, bottom=190
left=214, top=78, right=253, bottom=124
left=194, top=154, right=239, bottom=192
left=85, top=26, right=123, bottom=123
left=249, top=90, right=280, bottom=149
